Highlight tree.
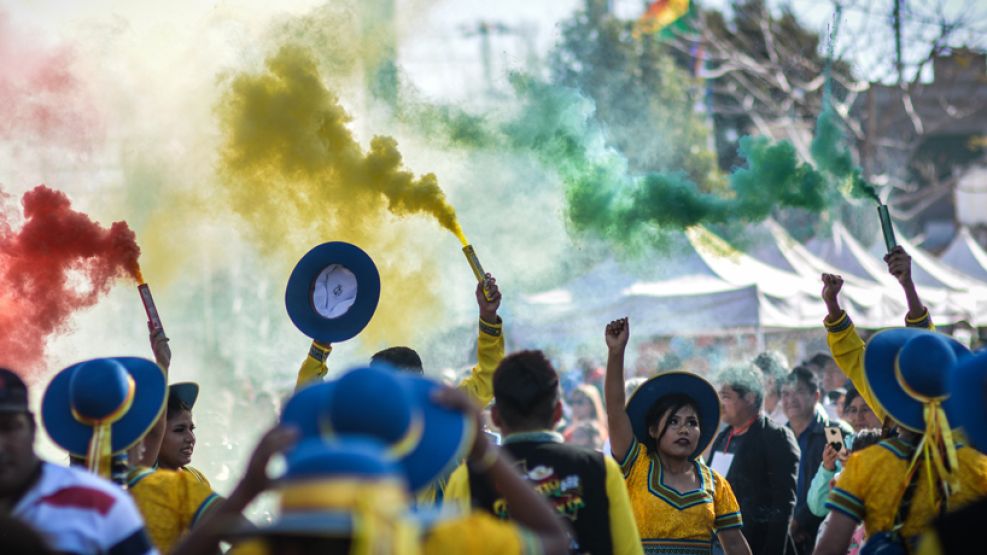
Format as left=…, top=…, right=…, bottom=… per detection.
left=549, top=0, right=723, bottom=191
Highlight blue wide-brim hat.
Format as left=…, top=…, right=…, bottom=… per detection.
left=948, top=349, right=987, bottom=454
left=42, top=357, right=166, bottom=456
left=285, top=242, right=380, bottom=343
left=864, top=328, right=970, bottom=432
left=281, top=366, right=475, bottom=493
left=240, top=437, right=409, bottom=538
left=625, top=371, right=720, bottom=460
left=169, top=382, right=199, bottom=409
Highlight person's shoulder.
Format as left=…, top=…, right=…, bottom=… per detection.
left=43, top=462, right=127, bottom=498
left=34, top=462, right=140, bottom=519
left=758, top=416, right=797, bottom=441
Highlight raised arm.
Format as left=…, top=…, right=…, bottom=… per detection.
left=458, top=274, right=504, bottom=407
left=138, top=323, right=172, bottom=467
left=605, top=318, right=634, bottom=461
left=885, top=246, right=932, bottom=327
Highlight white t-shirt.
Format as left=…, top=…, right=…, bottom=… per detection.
left=13, top=462, right=157, bottom=555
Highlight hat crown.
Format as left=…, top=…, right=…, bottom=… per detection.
left=69, top=359, right=131, bottom=420
left=898, top=334, right=956, bottom=400
left=326, top=366, right=414, bottom=444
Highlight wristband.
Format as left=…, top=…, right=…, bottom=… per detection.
left=308, top=342, right=332, bottom=363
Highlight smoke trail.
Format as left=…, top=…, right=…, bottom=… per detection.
left=0, top=10, right=101, bottom=149
left=0, top=185, right=141, bottom=377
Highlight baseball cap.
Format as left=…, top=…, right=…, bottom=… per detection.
left=0, top=368, right=29, bottom=413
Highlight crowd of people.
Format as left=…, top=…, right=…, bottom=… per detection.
left=2, top=246, right=986, bottom=555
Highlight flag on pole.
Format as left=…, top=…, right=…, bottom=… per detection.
left=633, top=0, right=691, bottom=39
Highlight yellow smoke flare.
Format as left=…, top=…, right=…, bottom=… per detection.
left=216, top=45, right=467, bottom=346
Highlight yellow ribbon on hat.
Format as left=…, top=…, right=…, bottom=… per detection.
left=279, top=478, right=419, bottom=555
left=71, top=374, right=136, bottom=479
left=895, top=358, right=960, bottom=509
left=322, top=412, right=424, bottom=459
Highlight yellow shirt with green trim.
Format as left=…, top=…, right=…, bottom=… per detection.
left=294, top=317, right=504, bottom=409
left=826, top=437, right=987, bottom=540
left=444, top=437, right=643, bottom=555
left=422, top=511, right=540, bottom=555
left=824, top=308, right=934, bottom=423
left=616, top=438, right=742, bottom=554
left=127, top=466, right=221, bottom=554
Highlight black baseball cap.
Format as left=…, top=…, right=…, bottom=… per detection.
left=0, top=368, right=29, bottom=413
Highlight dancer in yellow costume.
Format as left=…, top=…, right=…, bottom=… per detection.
left=814, top=330, right=987, bottom=554
left=604, top=318, right=752, bottom=555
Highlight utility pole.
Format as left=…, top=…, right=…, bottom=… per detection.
left=893, top=0, right=904, bottom=85
left=460, top=20, right=518, bottom=96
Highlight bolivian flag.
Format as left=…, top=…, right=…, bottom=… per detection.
left=633, top=0, right=691, bottom=38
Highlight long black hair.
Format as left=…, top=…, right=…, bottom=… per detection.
left=644, top=393, right=701, bottom=454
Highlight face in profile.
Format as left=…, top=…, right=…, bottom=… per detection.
left=159, top=409, right=196, bottom=469
left=0, top=413, right=37, bottom=495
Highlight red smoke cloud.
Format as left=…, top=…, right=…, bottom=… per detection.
left=0, top=185, right=142, bottom=378
left=0, top=10, right=102, bottom=148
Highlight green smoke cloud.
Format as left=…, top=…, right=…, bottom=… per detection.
left=811, top=108, right=879, bottom=202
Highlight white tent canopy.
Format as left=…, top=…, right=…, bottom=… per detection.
left=940, top=227, right=987, bottom=283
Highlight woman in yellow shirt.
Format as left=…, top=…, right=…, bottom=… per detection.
left=604, top=318, right=752, bottom=555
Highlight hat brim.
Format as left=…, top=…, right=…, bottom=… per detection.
left=625, top=371, right=720, bottom=460
left=281, top=381, right=335, bottom=441
left=864, top=328, right=968, bottom=432
left=42, top=357, right=166, bottom=456
left=235, top=512, right=356, bottom=539
left=949, top=351, right=987, bottom=454
left=285, top=242, right=381, bottom=343
left=397, top=375, right=475, bottom=492
left=170, top=382, right=199, bottom=410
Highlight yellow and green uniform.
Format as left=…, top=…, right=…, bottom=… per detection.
left=824, top=308, right=933, bottom=422
left=617, top=438, right=743, bottom=554
left=826, top=437, right=987, bottom=540
left=127, top=466, right=221, bottom=553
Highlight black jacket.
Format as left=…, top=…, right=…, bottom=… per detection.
left=709, top=415, right=800, bottom=555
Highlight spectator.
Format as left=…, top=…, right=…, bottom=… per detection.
left=752, top=351, right=789, bottom=426
left=709, top=364, right=800, bottom=555
left=782, top=366, right=852, bottom=554
left=563, top=383, right=608, bottom=447
left=1, top=368, right=155, bottom=554
left=841, top=386, right=881, bottom=432
left=156, top=382, right=210, bottom=485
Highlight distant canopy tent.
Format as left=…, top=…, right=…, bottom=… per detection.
left=940, top=227, right=987, bottom=283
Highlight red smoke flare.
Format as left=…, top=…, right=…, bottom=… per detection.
left=0, top=185, right=142, bottom=378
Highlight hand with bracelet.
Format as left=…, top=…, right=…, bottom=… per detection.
left=432, top=387, right=569, bottom=555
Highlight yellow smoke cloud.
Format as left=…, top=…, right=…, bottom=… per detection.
left=216, top=45, right=465, bottom=345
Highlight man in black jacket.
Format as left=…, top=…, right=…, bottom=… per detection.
left=709, top=364, right=800, bottom=555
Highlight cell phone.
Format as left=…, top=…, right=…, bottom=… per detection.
left=825, top=426, right=845, bottom=453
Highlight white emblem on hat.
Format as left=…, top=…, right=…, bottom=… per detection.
left=312, top=264, right=358, bottom=319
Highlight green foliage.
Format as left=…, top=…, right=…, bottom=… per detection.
left=549, top=0, right=722, bottom=191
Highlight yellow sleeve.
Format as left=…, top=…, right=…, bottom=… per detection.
left=180, top=471, right=222, bottom=528
left=604, top=456, right=644, bottom=555
left=711, top=470, right=743, bottom=531
left=456, top=317, right=504, bottom=408
left=295, top=341, right=331, bottom=390
left=423, top=512, right=541, bottom=555
left=825, top=312, right=887, bottom=422
left=442, top=463, right=473, bottom=513
left=826, top=453, right=868, bottom=524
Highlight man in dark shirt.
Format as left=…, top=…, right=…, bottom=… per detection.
left=709, top=364, right=800, bottom=555
left=781, top=366, right=852, bottom=555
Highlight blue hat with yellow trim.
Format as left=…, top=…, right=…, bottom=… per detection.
left=42, top=357, right=166, bottom=457
left=242, top=437, right=411, bottom=541
left=324, top=366, right=474, bottom=492
left=281, top=381, right=334, bottom=441
left=948, top=349, right=987, bottom=454
left=285, top=242, right=381, bottom=343
left=625, top=371, right=720, bottom=460
left=863, top=328, right=970, bottom=432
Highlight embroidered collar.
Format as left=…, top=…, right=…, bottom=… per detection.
left=502, top=431, right=564, bottom=445
left=646, top=455, right=714, bottom=510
